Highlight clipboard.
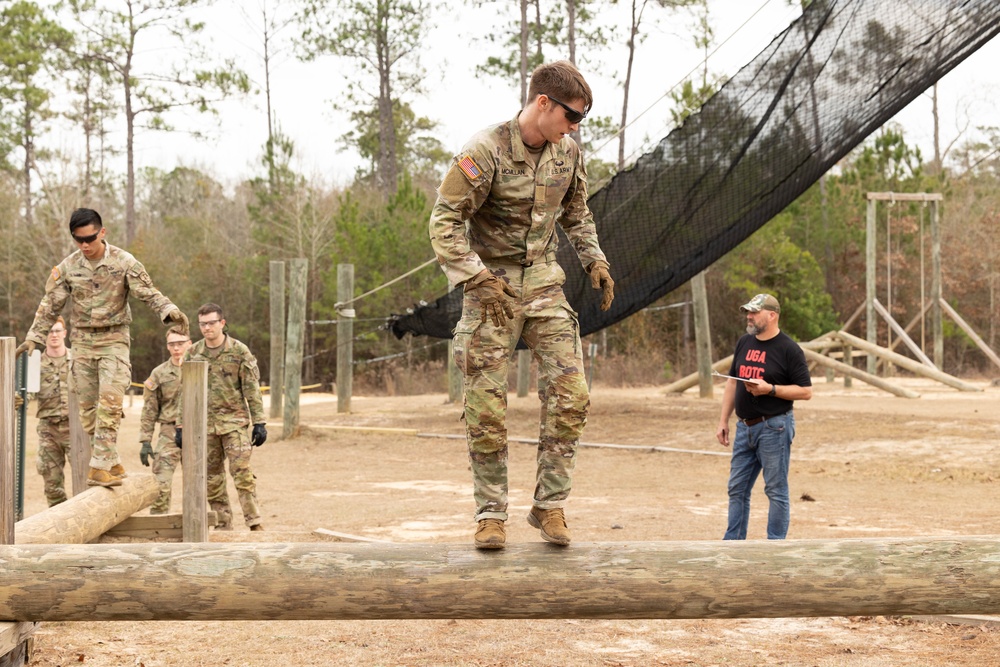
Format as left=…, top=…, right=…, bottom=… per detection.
left=711, top=371, right=761, bottom=384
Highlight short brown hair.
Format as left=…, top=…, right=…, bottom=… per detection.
left=527, top=60, right=593, bottom=113
left=197, top=303, right=224, bottom=319
left=165, top=326, right=188, bottom=340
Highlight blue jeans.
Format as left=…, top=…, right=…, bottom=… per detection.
left=724, top=411, right=795, bottom=540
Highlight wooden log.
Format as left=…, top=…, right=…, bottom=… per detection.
left=67, top=391, right=89, bottom=497
left=691, top=271, right=713, bottom=399
left=835, top=330, right=980, bottom=392
left=103, top=512, right=217, bottom=540
left=14, top=474, right=158, bottom=545
left=939, top=298, right=1000, bottom=372
left=181, top=361, right=208, bottom=543
left=872, top=298, right=934, bottom=368
left=284, top=258, right=308, bottom=435
left=0, top=339, right=14, bottom=545
left=2, top=537, right=1000, bottom=621
left=801, top=349, right=919, bottom=398
left=334, top=262, right=352, bottom=415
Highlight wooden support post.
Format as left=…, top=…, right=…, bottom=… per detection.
left=835, top=331, right=980, bottom=392
left=181, top=361, right=208, bottom=542
left=269, top=261, right=286, bottom=421
left=939, top=298, right=1000, bottom=372
left=843, top=344, right=853, bottom=388
left=801, top=348, right=919, bottom=398
left=336, top=263, right=353, bottom=414
left=691, top=271, right=713, bottom=399
left=872, top=299, right=934, bottom=367
left=516, top=348, right=531, bottom=398
left=0, top=339, right=14, bottom=545
left=931, top=200, right=943, bottom=368
left=68, top=391, right=89, bottom=496
left=284, top=258, right=308, bottom=435
left=865, top=196, right=877, bottom=374
left=3, top=537, right=1000, bottom=621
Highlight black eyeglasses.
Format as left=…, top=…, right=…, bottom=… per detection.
left=198, top=319, right=222, bottom=328
left=545, top=94, right=587, bottom=124
left=72, top=231, right=101, bottom=244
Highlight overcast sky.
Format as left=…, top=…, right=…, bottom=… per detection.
left=53, top=0, right=1000, bottom=190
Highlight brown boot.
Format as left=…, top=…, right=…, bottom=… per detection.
left=527, top=507, right=571, bottom=545
left=250, top=524, right=264, bottom=532
left=87, top=466, right=124, bottom=488
left=110, top=463, right=128, bottom=478
left=474, top=518, right=506, bottom=550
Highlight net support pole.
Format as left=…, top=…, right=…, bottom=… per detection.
left=691, top=271, right=713, bottom=399
left=268, top=261, right=285, bottom=422
left=865, top=196, right=877, bottom=375
left=336, top=263, right=353, bottom=414
left=930, top=200, right=943, bottom=368
left=284, top=259, right=308, bottom=435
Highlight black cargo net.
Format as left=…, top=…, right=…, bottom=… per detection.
left=390, top=0, right=1000, bottom=340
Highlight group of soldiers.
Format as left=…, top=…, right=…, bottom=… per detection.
left=17, top=208, right=267, bottom=531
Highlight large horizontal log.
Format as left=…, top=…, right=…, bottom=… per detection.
left=836, top=330, right=980, bottom=392
left=801, top=348, right=919, bottom=398
left=2, top=537, right=1000, bottom=621
left=14, top=474, right=159, bottom=545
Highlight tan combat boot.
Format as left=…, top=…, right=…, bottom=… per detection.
left=527, top=507, right=571, bottom=545
left=474, top=518, right=506, bottom=549
left=250, top=524, right=264, bottom=532
left=87, top=466, right=124, bottom=488
left=110, top=463, right=128, bottom=478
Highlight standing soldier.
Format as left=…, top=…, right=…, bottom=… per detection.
left=139, top=326, right=191, bottom=514
left=429, top=60, right=615, bottom=549
left=176, top=303, right=267, bottom=531
left=35, top=317, right=73, bottom=506
left=16, top=208, right=188, bottom=488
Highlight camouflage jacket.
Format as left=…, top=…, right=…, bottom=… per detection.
left=181, top=335, right=265, bottom=435
left=36, top=350, right=70, bottom=421
left=26, top=242, right=177, bottom=346
left=140, top=360, right=183, bottom=442
left=428, top=113, right=607, bottom=287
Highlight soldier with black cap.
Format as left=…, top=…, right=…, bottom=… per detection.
left=715, top=293, right=812, bottom=540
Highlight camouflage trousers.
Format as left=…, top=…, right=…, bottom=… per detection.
left=36, top=417, right=71, bottom=507
left=70, top=338, right=131, bottom=470
left=150, top=425, right=181, bottom=514
left=207, top=429, right=261, bottom=528
left=452, top=261, right=590, bottom=521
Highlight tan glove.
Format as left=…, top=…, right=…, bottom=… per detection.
left=14, top=394, right=23, bottom=411
left=588, top=260, right=615, bottom=311
left=14, top=340, right=35, bottom=357
left=465, top=270, right=517, bottom=327
left=165, top=308, right=189, bottom=335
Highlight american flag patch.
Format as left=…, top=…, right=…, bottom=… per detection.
left=458, top=155, right=482, bottom=181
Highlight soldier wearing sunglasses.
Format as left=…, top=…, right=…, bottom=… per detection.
left=16, top=208, right=189, bottom=488
left=429, top=60, right=615, bottom=550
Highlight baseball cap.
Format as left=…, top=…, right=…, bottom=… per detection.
left=740, top=293, right=780, bottom=314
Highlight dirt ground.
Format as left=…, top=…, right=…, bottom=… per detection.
left=17, top=374, right=1000, bottom=666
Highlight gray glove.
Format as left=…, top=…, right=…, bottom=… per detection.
left=139, top=441, right=152, bottom=466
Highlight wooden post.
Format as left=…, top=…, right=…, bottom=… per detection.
left=939, top=298, right=1000, bottom=372
left=4, top=537, right=1000, bottom=621
left=865, top=196, right=877, bottom=375
left=181, top=361, right=208, bottom=543
left=930, top=200, right=943, bottom=368
left=691, top=271, right=713, bottom=399
left=336, top=263, right=354, bottom=414
left=0, top=339, right=14, bottom=546
left=269, top=261, right=285, bottom=421
left=68, top=391, right=89, bottom=496
left=843, top=344, right=853, bottom=388
left=516, top=348, right=531, bottom=397
left=284, top=259, right=308, bottom=436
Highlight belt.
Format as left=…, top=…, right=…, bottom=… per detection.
left=488, top=251, right=558, bottom=269
left=739, top=410, right=789, bottom=427
left=78, top=324, right=126, bottom=333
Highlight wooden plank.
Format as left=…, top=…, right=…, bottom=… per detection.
left=269, top=261, right=286, bottom=421
left=68, top=390, right=89, bottom=496
left=3, top=537, right=1000, bottom=621
left=866, top=192, right=943, bottom=201
left=103, top=512, right=218, bottom=539
left=181, top=361, right=208, bottom=543
left=0, top=622, right=35, bottom=663
left=0, top=339, right=14, bottom=545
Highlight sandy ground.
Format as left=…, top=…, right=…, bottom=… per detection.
left=17, top=374, right=1000, bottom=666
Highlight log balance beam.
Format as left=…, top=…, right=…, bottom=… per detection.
left=2, top=536, right=999, bottom=622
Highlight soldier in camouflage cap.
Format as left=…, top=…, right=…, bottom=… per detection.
left=177, top=303, right=267, bottom=531
left=33, top=317, right=72, bottom=506
left=139, top=327, right=191, bottom=514
left=16, top=208, right=189, bottom=488
left=429, top=60, right=615, bottom=550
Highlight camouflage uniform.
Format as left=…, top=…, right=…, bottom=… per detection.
left=24, top=243, right=178, bottom=470
left=183, top=335, right=265, bottom=529
left=429, top=114, right=608, bottom=521
left=140, top=360, right=183, bottom=514
left=35, top=350, right=72, bottom=506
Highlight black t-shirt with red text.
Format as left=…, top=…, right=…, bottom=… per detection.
left=728, top=331, right=811, bottom=420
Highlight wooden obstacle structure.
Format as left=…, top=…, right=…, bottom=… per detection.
left=1, top=537, right=1000, bottom=622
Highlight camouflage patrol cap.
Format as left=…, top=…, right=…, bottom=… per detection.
left=739, top=293, right=780, bottom=314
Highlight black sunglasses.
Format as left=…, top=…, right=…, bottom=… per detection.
left=545, top=94, right=587, bottom=124
left=72, top=230, right=101, bottom=244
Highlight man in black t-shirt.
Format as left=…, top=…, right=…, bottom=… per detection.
left=715, top=294, right=812, bottom=539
